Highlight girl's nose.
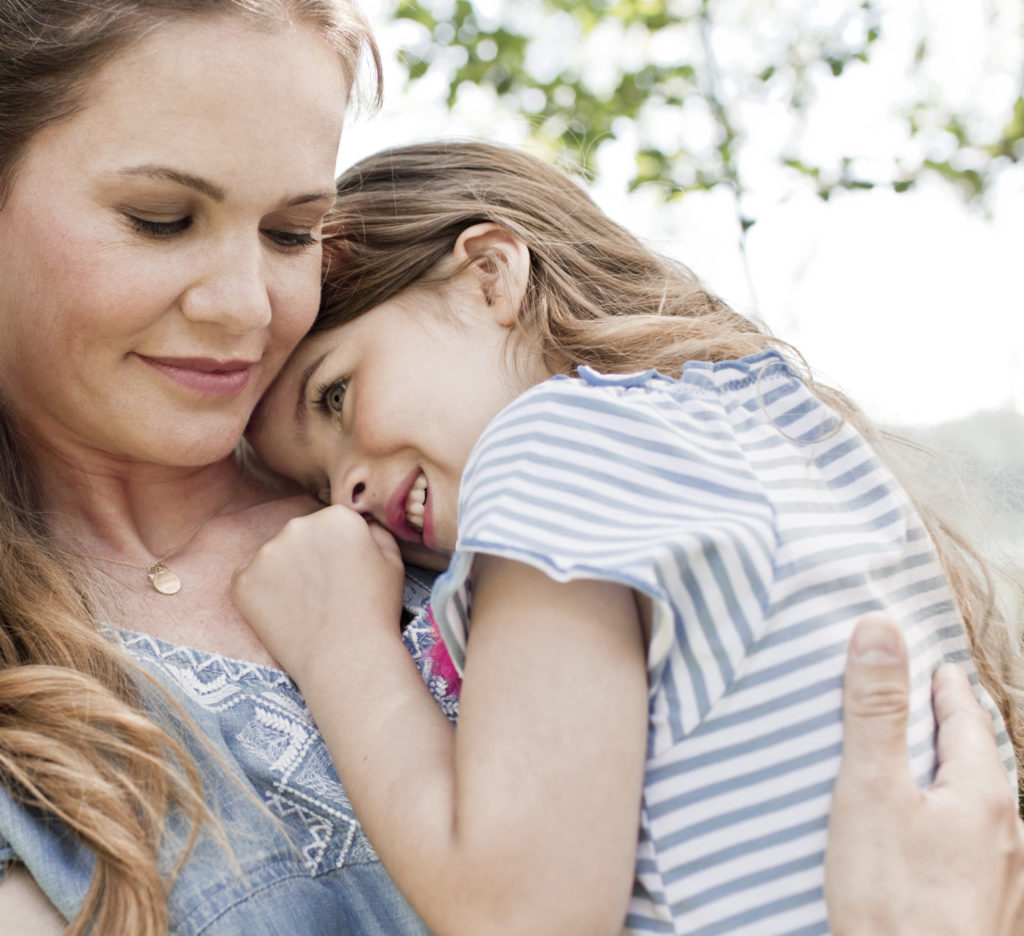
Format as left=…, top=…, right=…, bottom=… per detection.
left=329, top=466, right=368, bottom=510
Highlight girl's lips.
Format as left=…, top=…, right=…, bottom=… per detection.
left=140, top=355, right=255, bottom=398
left=385, top=467, right=433, bottom=546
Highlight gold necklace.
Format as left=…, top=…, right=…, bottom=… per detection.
left=83, top=478, right=244, bottom=596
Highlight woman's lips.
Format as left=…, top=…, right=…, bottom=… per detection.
left=140, top=355, right=255, bottom=398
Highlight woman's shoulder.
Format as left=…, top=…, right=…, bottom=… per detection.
left=212, top=482, right=322, bottom=570
left=232, top=481, right=322, bottom=536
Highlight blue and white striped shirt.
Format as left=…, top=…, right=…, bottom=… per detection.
left=431, top=350, right=1014, bottom=935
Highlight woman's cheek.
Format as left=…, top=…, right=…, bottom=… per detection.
left=268, top=263, right=323, bottom=363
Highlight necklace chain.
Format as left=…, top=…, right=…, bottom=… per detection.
left=82, top=477, right=245, bottom=595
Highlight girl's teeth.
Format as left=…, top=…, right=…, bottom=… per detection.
left=406, top=474, right=427, bottom=531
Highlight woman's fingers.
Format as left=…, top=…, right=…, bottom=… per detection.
left=827, top=613, right=1024, bottom=936
left=932, top=661, right=1003, bottom=790
left=834, top=612, right=915, bottom=794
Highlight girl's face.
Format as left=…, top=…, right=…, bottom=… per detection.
left=0, top=15, right=348, bottom=470
left=248, top=283, right=546, bottom=569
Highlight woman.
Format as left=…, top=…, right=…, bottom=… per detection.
left=0, top=1, right=436, bottom=933
left=0, top=1, right=1019, bottom=934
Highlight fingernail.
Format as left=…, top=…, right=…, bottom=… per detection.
left=932, top=661, right=968, bottom=690
left=850, top=614, right=905, bottom=666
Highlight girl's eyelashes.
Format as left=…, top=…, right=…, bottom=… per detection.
left=313, top=378, right=348, bottom=419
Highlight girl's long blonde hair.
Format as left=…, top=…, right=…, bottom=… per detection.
left=318, top=139, right=1024, bottom=769
left=0, top=2, right=379, bottom=933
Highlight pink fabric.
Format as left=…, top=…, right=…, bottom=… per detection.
left=424, top=606, right=462, bottom=697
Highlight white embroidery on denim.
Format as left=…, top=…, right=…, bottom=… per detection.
left=172, top=669, right=245, bottom=707
left=289, top=741, right=347, bottom=803
left=237, top=712, right=296, bottom=766
left=115, top=631, right=377, bottom=870
left=261, top=791, right=377, bottom=872
left=110, top=610, right=458, bottom=876
left=400, top=612, right=435, bottom=659
left=423, top=674, right=459, bottom=721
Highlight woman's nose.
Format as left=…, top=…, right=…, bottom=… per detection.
left=180, top=235, right=272, bottom=333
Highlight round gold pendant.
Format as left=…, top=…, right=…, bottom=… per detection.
left=147, top=563, right=182, bottom=595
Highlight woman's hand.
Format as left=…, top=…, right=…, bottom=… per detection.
left=826, top=612, right=1024, bottom=936
left=232, top=506, right=405, bottom=682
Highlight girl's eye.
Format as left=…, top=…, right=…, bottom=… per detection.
left=316, top=485, right=331, bottom=506
left=315, top=378, right=348, bottom=417
left=127, top=215, right=192, bottom=237
left=264, top=230, right=318, bottom=250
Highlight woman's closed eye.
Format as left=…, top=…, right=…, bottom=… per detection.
left=125, top=215, right=318, bottom=250
left=127, top=214, right=192, bottom=237
left=262, top=229, right=319, bottom=250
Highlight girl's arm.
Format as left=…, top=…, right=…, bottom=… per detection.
left=234, top=508, right=648, bottom=936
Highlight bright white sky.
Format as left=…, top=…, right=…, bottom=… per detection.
left=343, top=0, right=1024, bottom=428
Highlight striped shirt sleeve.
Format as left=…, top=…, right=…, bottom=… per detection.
left=430, top=371, right=777, bottom=720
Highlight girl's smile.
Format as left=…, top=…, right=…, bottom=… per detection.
left=386, top=467, right=435, bottom=550
left=404, top=472, right=429, bottom=534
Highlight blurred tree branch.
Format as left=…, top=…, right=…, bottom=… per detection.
left=384, top=0, right=1023, bottom=216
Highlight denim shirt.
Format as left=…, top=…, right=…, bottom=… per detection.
left=0, top=569, right=457, bottom=935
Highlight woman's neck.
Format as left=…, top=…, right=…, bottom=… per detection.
left=35, top=444, right=249, bottom=561
left=32, top=441, right=317, bottom=666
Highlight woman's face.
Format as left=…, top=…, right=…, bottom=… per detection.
left=0, top=15, right=349, bottom=469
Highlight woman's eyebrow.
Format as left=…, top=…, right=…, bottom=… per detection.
left=115, top=168, right=333, bottom=209
left=117, top=165, right=225, bottom=200
left=285, top=190, right=337, bottom=208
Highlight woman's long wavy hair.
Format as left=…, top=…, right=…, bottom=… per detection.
left=0, top=2, right=379, bottom=933
left=318, top=139, right=1024, bottom=769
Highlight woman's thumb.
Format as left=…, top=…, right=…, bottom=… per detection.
left=837, top=613, right=913, bottom=786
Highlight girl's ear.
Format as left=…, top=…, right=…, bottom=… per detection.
left=451, top=222, right=530, bottom=327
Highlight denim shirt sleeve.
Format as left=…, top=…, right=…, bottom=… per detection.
left=0, top=828, right=14, bottom=880
left=0, top=793, right=92, bottom=920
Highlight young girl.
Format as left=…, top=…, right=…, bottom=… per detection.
left=235, top=141, right=1022, bottom=936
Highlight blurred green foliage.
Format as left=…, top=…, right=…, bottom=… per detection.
left=384, top=0, right=1023, bottom=210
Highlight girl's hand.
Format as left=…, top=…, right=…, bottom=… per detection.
left=232, top=506, right=405, bottom=682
